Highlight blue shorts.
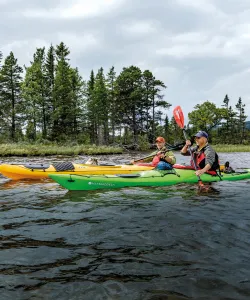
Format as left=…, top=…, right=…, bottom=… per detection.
left=157, top=161, right=173, bottom=170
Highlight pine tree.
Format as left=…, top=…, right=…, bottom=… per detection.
left=235, top=97, right=247, bottom=143
left=221, top=94, right=230, bottom=142
left=69, top=67, right=85, bottom=137
left=142, top=70, right=155, bottom=139
left=45, top=45, right=55, bottom=138
left=225, top=105, right=237, bottom=143
left=116, top=66, right=143, bottom=144
left=93, top=67, right=108, bottom=144
left=52, top=42, right=73, bottom=139
left=86, top=70, right=96, bottom=143
left=22, top=47, right=48, bottom=140
left=142, top=70, right=168, bottom=142
left=106, top=66, right=118, bottom=143
left=0, top=52, right=23, bottom=141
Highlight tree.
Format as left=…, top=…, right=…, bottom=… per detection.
left=93, top=67, right=108, bottom=144
left=45, top=45, right=55, bottom=138
left=116, top=66, right=143, bottom=144
left=86, top=70, right=96, bottom=143
left=141, top=70, right=169, bottom=142
left=151, top=78, right=168, bottom=141
left=69, top=67, right=86, bottom=137
left=106, top=66, right=118, bottom=143
left=52, top=42, right=73, bottom=139
left=22, top=47, right=48, bottom=140
left=235, top=97, right=247, bottom=143
left=188, top=101, right=225, bottom=138
left=0, top=52, right=23, bottom=141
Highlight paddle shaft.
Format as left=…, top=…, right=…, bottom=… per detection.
left=173, top=105, right=203, bottom=184
left=133, top=143, right=183, bottom=163
left=182, top=129, right=202, bottom=181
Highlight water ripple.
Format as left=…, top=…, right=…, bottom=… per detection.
left=1, top=153, right=250, bottom=299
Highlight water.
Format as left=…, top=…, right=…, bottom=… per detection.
left=1, top=153, right=250, bottom=300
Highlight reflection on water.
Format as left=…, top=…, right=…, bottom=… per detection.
left=1, top=153, right=250, bottom=299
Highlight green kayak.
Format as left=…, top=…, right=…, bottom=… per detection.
left=49, top=167, right=250, bottom=191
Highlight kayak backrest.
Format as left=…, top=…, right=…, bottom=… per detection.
left=52, top=162, right=75, bottom=172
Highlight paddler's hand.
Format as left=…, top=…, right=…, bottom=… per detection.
left=185, top=140, right=192, bottom=147
left=157, top=151, right=164, bottom=156
left=160, top=153, right=167, bottom=159
left=195, top=169, right=204, bottom=176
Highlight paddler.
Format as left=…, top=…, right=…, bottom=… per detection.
left=131, top=136, right=176, bottom=170
left=180, top=130, right=220, bottom=176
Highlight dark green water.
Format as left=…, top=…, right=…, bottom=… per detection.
left=1, top=153, right=250, bottom=300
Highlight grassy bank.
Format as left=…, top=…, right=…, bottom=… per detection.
left=212, top=144, right=250, bottom=152
left=0, top=143, right=123, bottom=157
left=0, top=143, right=249, bottom=157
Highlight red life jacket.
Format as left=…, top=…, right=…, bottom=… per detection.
left=190, top=146, right=219, bottom=174
left=191, top=151, right=206, bottom=169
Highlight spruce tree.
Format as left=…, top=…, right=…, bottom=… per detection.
left=235, top=97, right=247, bottom=143
left=0, top=52, right=23, bottom=141
left=86, top=70, right=96, bottom=143
left=106, top=66, right=118, bottom=143
left=53, top=42, right=73, bottom=139
left=22, top=47, right=48, bottom=140
left=116, top=66, right=143, bottom=144
left=93, top=67, right=108, bottom=144
left=69, top=67, right=85, bottom=137
left=45, top=45, right=55, bottom=138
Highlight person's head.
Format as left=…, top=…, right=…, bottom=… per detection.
left=155, top=136, right=165, bottom=149
left=194, top=131, right=208, bottom=146
left=225, top=161, right=230, bottom=168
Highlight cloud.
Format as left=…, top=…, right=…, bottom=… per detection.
left=1, top=0, right=250, bottom=120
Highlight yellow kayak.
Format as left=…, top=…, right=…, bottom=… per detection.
left=0, top=161, right=153, bottom=180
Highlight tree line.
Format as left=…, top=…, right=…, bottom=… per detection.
left=0, top=43, right=249, bottom=147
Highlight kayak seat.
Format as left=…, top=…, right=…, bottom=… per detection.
left=52, top=162, right=75, bottom=172
left=24, top=163, right=50, bottom=170
left=99, top=163, right=116, bottom=166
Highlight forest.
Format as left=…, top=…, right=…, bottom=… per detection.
left=0, top=42, right=249, bottom=150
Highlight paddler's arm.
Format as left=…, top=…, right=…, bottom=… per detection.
left=180, top=140, right=192, bottom=155
left=195, top=163, right=211, bottom=176
left=161, top=151, right=176, bottom=165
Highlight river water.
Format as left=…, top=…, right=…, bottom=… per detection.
left=1, top=152, right=250, bottom=300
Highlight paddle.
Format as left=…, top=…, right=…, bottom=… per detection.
left=173, top=105, right=207, bottom=190
left=132, top=142, right=185, bottom=164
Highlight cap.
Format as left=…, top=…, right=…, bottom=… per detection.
left=155, top=136, right=165, bottom=143
left=194, top=131, right=208, bottom=139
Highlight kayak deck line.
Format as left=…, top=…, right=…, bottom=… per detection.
left=65, top=169, right=181, bottom=180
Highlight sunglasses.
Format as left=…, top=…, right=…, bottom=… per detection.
left=195, top=137, right=202, bottom=139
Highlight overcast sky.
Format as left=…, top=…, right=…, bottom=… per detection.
left=1, top=0, right=250, bottom=121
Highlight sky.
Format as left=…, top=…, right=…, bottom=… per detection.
left=1, top=0, right=250, bottom=121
